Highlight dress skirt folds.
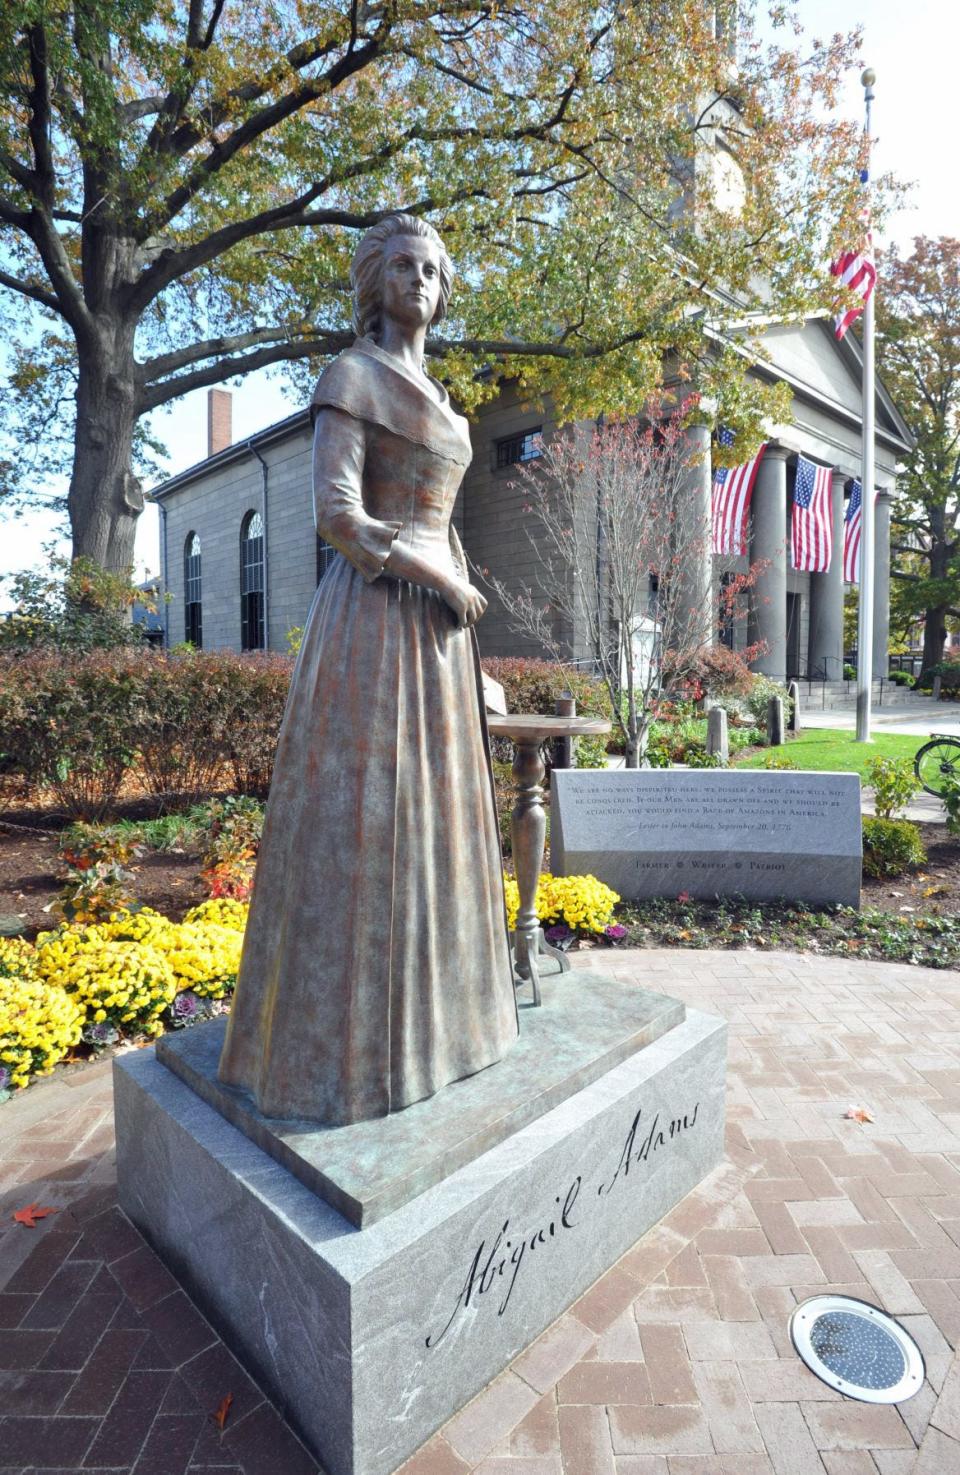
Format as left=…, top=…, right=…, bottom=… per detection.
left=218, top=338, right=518, bottom=1125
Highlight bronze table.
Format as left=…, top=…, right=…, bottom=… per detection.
left=487, top=715, right=612, bottom=1006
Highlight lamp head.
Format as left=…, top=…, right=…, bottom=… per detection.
left=861, top=67, right=876, bottom=89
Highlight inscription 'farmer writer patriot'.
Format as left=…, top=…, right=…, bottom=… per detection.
left=424, top=1100, right=700, bottom=1348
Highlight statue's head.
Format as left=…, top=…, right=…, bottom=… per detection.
left=351, top=214, right=454, bottom=338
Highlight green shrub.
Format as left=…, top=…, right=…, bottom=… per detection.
left=219, top=654, right=290, bottom=796
left=199, top=796, right=264, bottom=899
left=763, top=750, right=799, bottom=770
left=0, top=649, right=142, bottom=819
left=843, top=664, right=856, bottom=681
left=0, top=648, right=292, bottom=818
left=0, top=555, right=157, bottom=653
left=492, top=759, right=515, bottom=854
left=728, top=726, right=764, bottom=752
left=888, top=669, right=911, bottom=686
left=866, top=756, right=919, bottom=820
left=132, top=653, right=234, bottom=805
left=744, top=675, right=793, bottom=729
left=862, top=817, right=927, bottom=878
left=683, top=742, right=722, bottom=768
left=645, top=735, right=673, bottom=768
left=917, top=658, right=960, bottom=696
left=941, top=773, right=960, bottom=836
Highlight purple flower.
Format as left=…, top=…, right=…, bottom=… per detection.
left=604, top=924, right=628, bottom=941
left=544, top=924, right=572, bottom=942
left=0, top=1066, right=9, bottom=1090
left=84, top=1021, right=118, bottom=1047
left=172, top=990, right=200, bottom=1019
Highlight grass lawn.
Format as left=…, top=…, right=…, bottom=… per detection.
left=732, top=726, right=921, bottom=779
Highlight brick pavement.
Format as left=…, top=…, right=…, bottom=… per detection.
left=3, top=950, right=960, bottom=1474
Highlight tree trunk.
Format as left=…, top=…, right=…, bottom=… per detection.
left=922, top=527, right=950, bottom=673
left=922, top=604, right=948, bottom=673
left=67, top=317, right=142, bottom=574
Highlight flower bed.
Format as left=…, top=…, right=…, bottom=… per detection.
left=1, top=899, right=248, bottom=1093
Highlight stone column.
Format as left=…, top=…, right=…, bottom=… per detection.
left=675, top=421, right=713, bottom=652
left=873, top=486, right=893, bottom=676
left=747, top=445, right=789, bottom=682
left=807, top=470, right=846, bottom=681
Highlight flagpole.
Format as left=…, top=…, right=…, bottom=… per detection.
left=856, top=67, right=877, bottom=743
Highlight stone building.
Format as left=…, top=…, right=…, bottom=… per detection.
left=151, top=323, right=911, bottom=683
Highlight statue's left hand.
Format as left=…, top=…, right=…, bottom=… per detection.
left=445, top=579, right=488, bottom=628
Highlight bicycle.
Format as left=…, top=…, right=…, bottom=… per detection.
left=914, top=733, right=960, bottom=796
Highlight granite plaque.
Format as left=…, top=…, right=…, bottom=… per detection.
left=552, top=769, right=861, bottom=907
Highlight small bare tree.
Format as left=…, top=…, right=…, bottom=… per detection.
left=485, top=406, right=764, bottom=767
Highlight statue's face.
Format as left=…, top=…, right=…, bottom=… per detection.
left=380, top=234, right=442, bottom=332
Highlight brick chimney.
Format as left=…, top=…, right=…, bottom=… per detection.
left=207, top=388, right=233, bottom=457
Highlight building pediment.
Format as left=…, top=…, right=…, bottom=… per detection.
left=752, top=318, right=912, bottom=455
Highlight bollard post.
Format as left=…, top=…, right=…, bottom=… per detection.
left=767, top=695, right=785, bottom=747
left=787, top=679, right=801, bottom=733
left=706, top=706, right=729, bottom=764
left=552, top=692, right=575, bottom=769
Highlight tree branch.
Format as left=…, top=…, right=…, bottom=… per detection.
left=138, top=330, right=353, bottom=411
left=0, top=192, right=31, bottom=229
left=119, top=94, right=167, bottom=122
left=138, top=324, right=317, bottom=383
left=25, top=24, right=55, bottom=207
left=140, top=32, right=388, bottom=237
left=0, top=266, right=62, bottom=313
left=137, top=305, right=656, bottom=411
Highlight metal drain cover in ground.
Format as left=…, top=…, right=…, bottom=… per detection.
left=790, top=1295, right=925, bottom=1403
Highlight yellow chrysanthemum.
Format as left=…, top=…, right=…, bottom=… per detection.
left=503, top=872, right=620, bottom=935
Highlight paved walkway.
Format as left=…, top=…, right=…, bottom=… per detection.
left=796, top=695, right=958, bottom=739
left=3, top=949, right=960, bottom=1474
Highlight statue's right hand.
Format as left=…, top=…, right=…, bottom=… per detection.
left=445, top=578, right=488, bottom=628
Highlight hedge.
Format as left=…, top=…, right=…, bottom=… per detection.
left=0, top=649, right=609, bottom=819
left=0, top=649, right=291, bottom=818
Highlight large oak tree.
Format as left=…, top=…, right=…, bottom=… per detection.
left=0, top=1, right=862, bottom=572
left=877, top=236, right=960, bottom=672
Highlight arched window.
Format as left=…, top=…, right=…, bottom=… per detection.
left=316, top=533, right=336, bottom=584
left=184, top=532, right=202, bottom=647
left=240, top=510, right=265, bottom=650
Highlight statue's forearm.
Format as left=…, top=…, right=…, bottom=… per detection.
left=384, top=540, right=461, bottom=601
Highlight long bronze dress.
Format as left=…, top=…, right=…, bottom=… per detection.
left=218, top=338, right=518, bottom=1125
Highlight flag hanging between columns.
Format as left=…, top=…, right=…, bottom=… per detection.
left=711, top=428, right=766, bottom=556
left=791, top=454, right=834, bottom=572
left=843, top=480, right=863, bottom=582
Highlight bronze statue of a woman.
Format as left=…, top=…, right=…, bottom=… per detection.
left=218, top=215, right=519, bottom=1125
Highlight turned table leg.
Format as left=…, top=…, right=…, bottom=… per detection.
left=508, top=737, right=571, bottom=1005
left=510, top=738, right=545, bottom=1005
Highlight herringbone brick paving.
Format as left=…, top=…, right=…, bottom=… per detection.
left=3, top=950, right=960, bottom=1473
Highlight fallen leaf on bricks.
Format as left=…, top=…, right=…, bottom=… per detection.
left=12, top=1202, right=59, bottom=1228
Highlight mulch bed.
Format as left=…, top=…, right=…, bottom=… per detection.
left=865, top=821, right=960, bottom=917
left=1, top=809, right=958, bottom=943
left=0, top=805, right=208, bottom=941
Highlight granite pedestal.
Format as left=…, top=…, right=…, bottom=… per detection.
left=155, top=974, right=683, bottom=1226
left=115, top=977, right=726, bottom=1475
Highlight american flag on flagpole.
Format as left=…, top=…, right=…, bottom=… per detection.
left=830, top=206, right=876, bottom=341
left=791, top=454, right=834, bottom=572
left=843, top=480, right=863, bottom=582
left=711, top=429, right=766, bottom=556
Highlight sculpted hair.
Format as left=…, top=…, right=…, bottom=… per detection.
left=351, top=214, right=453, bottom=338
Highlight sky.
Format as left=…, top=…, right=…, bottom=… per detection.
left=1, top=0, right=958, bottom=590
